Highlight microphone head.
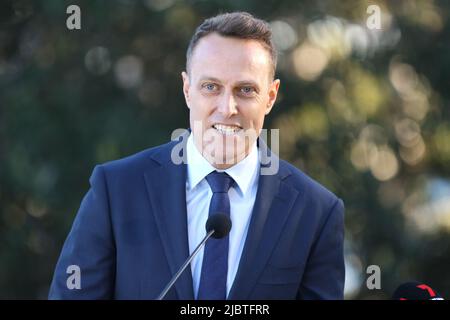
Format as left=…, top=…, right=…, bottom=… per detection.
left=392, top=281, right=444, bottom=300
left=206, top=213, right=232, bottom=239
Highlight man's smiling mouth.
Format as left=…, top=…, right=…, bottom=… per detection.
left=212, top=124, right=243, bottom=135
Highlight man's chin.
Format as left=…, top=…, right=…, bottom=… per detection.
left=203, top=151, right=247, bottom=169
left=201, top=139, right=250, bottom=168
left=191, top=127, right=258, bottom=167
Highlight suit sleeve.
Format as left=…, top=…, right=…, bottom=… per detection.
left=48, top=165, right=116, bottom=299
left=297, top=198, right=345, bottom=300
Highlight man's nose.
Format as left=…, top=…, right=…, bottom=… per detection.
left=217, top=91, right=238, bottom=118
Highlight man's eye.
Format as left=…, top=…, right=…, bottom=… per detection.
left=204, top=84, right=217, bottom=91
left=240, top=87, right=255, bottom=94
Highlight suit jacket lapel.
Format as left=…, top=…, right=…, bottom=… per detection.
left=228, top=149, right=299, bottom=300
left=144, top=134, right=194, bottom=300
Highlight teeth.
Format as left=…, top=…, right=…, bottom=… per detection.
left=213, top=124, right=241, bottom=135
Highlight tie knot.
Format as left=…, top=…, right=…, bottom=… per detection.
left=206, top=171, right=234, bottom=193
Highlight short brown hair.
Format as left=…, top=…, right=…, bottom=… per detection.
left=186, top=12, right=277, bottom=79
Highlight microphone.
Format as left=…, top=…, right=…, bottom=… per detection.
left=392, top=281, right=444, bottom=300
left=156, top=212, right=232, bottom=300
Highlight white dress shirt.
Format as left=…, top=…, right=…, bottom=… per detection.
left=185, top=133, right=260, bottom=299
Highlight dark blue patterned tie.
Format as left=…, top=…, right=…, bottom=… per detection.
left=197, top=171, right=234, bottom=300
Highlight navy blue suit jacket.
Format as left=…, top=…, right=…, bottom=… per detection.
left=49, top=136, right=345, bottom=299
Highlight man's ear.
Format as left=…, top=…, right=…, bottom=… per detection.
left=265, top=79, right=280, bottom=115
left=181, top=71, right=191, bottom=109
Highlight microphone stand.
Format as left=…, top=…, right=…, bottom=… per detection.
left=156, top=229, right=215, bottom=300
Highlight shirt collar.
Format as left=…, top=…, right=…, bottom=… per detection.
left=186, top=133, right=259, bottom=196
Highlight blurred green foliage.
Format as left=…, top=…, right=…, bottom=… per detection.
left=1, top=0, right=450, bottom=299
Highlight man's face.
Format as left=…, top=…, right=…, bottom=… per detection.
left=182, top=33, right=280, bottom=169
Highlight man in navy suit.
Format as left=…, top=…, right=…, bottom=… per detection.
left=49, top=11, right=345, bottom=300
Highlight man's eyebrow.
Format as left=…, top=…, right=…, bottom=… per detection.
left=198, top=76, right=222, bottom=83
left=235, top=80, right=259, bottom=88
left=198, top=77, right=260, bottom=88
